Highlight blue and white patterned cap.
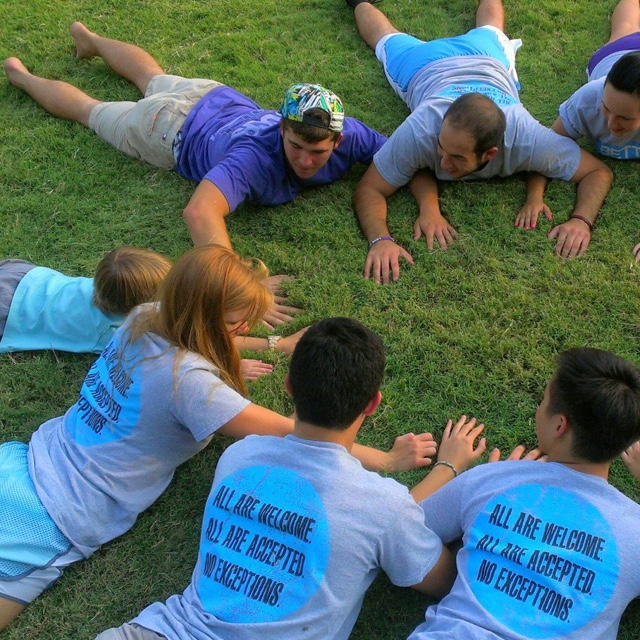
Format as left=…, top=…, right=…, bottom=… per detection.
left=279, top=83, right=345, bottom=133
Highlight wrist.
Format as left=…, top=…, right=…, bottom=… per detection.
left=432, top=460, right=459, bottom=477
left=569, top=214, right=594, bottom=231
left=267, top=335, right=282, bottom=352
left=368, top=235, right=395, bottom=248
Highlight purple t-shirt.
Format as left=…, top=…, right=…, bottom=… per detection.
left=174, top=86, right=386, bottom=212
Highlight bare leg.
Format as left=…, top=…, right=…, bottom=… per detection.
left=3, top=57, right=99, bottom=127
left=476, top=0, right=505, bottom=31
left=0, top=597, right=25, bottom=632
left=70, top=22, right=164, bottom=95
left=608, top=0, right=640, bottom=42
left=352, top=3, right=400, bottom=50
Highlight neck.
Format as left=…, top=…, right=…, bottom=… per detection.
left=293, top=417, right=362, bottom=451
left=547, top=455, right=610, bottom=480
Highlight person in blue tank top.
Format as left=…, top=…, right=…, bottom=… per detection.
left=0, top=246, right=171, bottom=355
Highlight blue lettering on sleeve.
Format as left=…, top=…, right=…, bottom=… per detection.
left=466, top=484, right=618, bottom=638
left=196, top=465, right=330, bottom=623
left=595, top=140, right=640, bottom=160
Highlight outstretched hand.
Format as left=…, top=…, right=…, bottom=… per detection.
left=261, top=275, right=302, bottom=329
left=240, top=359, right=273, bottom=381
left=364, top=240, right=415, bottom=284
left=514, top=200, right=553, bottom=230
left=436, top=415, right=487, bottom=473
left=548, top=219, right=591, bottom=258
left=622, top=440, right=640, bottom=482
left=413, top=213, right=458, bottom=249
left=386, top=432, right=438, bottom=472
left=488, top=445, right=547, bottom=463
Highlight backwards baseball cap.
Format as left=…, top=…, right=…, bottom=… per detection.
left=279, top=83, right=345, bottom=133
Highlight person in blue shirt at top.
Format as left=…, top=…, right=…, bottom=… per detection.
left=344, top=0, right=614, bottom=284
left=2, top=23, right=386, bottom=252
left=515, top=0, right=640, bottom=259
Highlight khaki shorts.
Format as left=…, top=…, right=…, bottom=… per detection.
left=88, top=75, right=223, bottom=169
left=95, top=623, right=167, bottom=640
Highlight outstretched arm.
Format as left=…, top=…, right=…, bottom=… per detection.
left=411, top=169, right=458, bottom=249
left=183, top=179, right=232, bottom=248
left=354, top=164, right=415, bottom=284
left=547, top=149, right=613, bottom=258
left=351, top=432, right=438, bottom=473
left=515, top=118, right=572, bottom=230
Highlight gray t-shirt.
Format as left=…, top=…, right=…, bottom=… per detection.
left=132, top=434, right=443, bottom=640
left=559, top=77, right=640, bottom=160
left=374, top=56, right=581, bottom=187
left=409, top=461, right=640, bottom=640
left=28, top=322, right=250, bottom=557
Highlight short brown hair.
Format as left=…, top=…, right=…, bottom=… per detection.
left=93, top=246, right=172, bottom=316
left=281, top=109, right=341, bottom=144
left=443, top=93, right=506, bottom=156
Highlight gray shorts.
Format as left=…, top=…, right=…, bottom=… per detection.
left=95, top=623, right=167, bottom=640
left=88, top=74, right=223, bottom=169
left=0, top=259, right=35, bottom=337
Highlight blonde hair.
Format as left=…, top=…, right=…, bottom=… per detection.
left=93, top=246, right=173, bottom=315
left=125, top=245, right=272, bottom=395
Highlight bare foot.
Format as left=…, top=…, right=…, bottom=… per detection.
left=3, top=57, right=30, bottom=88
left=70, top=22, right=98, bottom=59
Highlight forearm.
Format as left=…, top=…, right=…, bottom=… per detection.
left=571, top=167, right=613, bottom=224
left=350, top=442, right=390, bottom=472
left=409, top=170, right=442, bottom=221
left=525, top=172, right=548, bottom=204
left=410, top=465, right=457, bottom=503
left=354, top=183, right=392, bottom=241
left=183, top=180, right=232, bottom=248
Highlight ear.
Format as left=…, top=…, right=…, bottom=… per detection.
left=362, top=390, right=382, bottom=417
left=279, top=120, right=285, bottom=138
left=480, top=146, right=498, bottom=164
left=284, top=373, right=293, bottom=398
left=333, top=132, right=344, bottom=149
left=553, top=415, right=570, bottom=439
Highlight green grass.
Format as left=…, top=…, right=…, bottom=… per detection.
left=0, top=0, right=639, bottom=638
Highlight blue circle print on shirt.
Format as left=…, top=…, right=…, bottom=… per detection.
left=66, top=335, right=144, bottom=446
left=196, top=465, right=330, bottom=623
left=466, top=484, right=618, bottom=638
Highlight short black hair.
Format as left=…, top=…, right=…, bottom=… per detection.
left=281, top=109, right=341, bottom=144
left=288, top=317, right=385, bottom=430
left=443, top=93, right=506, bottom=156
left=606, top=52, right=640, bottom=97
left=548, top=347, right=640, bottom=463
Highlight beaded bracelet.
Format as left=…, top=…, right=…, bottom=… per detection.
left=433, top=460, right=459, bottom=477
left=267, top=335, right=282, bottom=351
left=368, top=235, right=395, bottom=248
left=570, top=214, right=594, bottom=231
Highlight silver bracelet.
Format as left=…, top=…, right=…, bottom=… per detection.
left=267, top=335, right=282, bottom=351
left=433, top=460, right=459, bottom=477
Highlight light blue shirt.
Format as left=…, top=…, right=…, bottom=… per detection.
left=0, top=267, right=121, bottom=354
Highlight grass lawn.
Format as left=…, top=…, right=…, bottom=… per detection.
left=1, top=0, right=639, bottom=637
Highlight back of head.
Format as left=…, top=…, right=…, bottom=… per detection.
left=606, top=52, right=640, bottom=97
left=288, top=317, right=385, bottom=430
left=549, top=347, right=640, bottom=463
left=130, top=244, right=272, bottom=394
left=444, top=93, right=506, bottom=155
left=93, top=246, right=172, bottom=316
left=280, top=83, right=344, bottom=143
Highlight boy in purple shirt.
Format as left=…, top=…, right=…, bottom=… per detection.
left=3, top=23, right=385, bottom=253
